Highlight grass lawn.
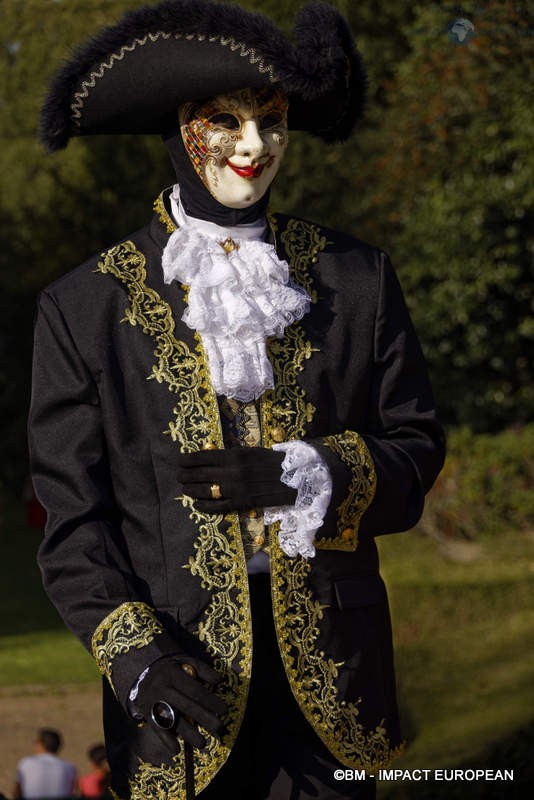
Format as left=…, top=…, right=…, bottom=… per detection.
left=2, top=491, right=534, bottom=796
left=376, top=529, right=534, bottom=798
left=0, top=491, right=101, bottom=688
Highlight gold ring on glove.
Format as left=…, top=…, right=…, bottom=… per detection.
left=210, top=483, right=222, bottom=500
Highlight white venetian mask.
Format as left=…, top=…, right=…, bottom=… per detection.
left=179, top=87, right=288, bottom=208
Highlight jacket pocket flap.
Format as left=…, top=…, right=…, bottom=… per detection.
left=334, top=574, right=386, bottom=610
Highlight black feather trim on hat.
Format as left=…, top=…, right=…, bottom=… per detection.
left=287, top=2, right=369, bottom=143
left=39, top=0, right=368, bottom=152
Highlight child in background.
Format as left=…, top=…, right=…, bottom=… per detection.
left=79, top=744, right=110, bottom=799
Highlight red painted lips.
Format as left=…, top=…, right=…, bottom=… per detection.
left=226, top=156, right=275, bottom=180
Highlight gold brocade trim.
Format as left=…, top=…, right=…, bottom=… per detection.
left=218, top=397, right=266, bottom=559
left=91, top=602, right=163, bottom=687
left=270, top=533, right=404, bottom=770
left=261, top=214, right=323, bottom=446
left=316, top=431, right=377, bottom=552
left=96, top=241, right=220, bottom=451
left=129, top=500, right=251, bottom=799
left=184, top=496, right=251, bottom=740
left=153, top=193, right=175, bottom=233
left=280, top=218, right=329, bottom=304
left=265, top=218, right=399, bottom=769
left=96, top=238, right=251, bottom=797
left=261, top=326, right=318, bottom=447
left=71, top=31, right=276, bottom=123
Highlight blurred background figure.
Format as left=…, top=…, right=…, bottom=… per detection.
left=13, top=728, right=77, bottom=799
left=22, top=476, right=46, bottom=530
left=79, top=744, right=110, bottom=799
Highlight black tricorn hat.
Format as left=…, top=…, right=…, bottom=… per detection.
left=39, top=0, right=368, bottom=152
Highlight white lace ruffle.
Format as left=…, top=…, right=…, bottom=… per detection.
left=162, top=224, right=310, bottom=402
left=264, top=441, right=332, bottom=559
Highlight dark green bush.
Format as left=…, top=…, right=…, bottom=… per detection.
left=418, top=425, right=534, bottom=540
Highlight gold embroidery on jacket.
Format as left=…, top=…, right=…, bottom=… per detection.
left=153, top=193, right=175, bottom=233
left=316, top=431, right=377, bottom=551
left=128, top=501, right=251, bottom=798
left=270, top=535, right=404, bottom=769
left=128, top=759, right=186, bottom=800
left=280, top=218, right=328, bottom=303
left=261, top=328, right=318, bottom=447
left=183, top=499, right=251, bottom=773
left=261, top=214, right=321, bottom=445
left=218, top=397, right=267, bottom=560
left=91, top=602, right=163, bottom=687
left=265, top=218, right=399, bottom=769
left=97, top=242, right=220, bottom=451
left=96, top=237, right=251, bottom=797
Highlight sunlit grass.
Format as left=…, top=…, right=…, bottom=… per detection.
left=2, top=491, right=533, bottom=795
left=377, top=530, right=534, bottom=797
left=0, top=630, right=98, bottom=689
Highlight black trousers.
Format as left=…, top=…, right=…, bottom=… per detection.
left=199, top=573, right=376, bottom=800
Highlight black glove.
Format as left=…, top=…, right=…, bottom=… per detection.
left=135, top=654, right=228, bottom=750
left=176, top=447, right=298, bottom=513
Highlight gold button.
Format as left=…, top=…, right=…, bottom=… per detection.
left=341, top=528, right=354, bottom=541
left=203, top=442, right=218, bottom=450
left=220, top=237, right=240, bottom=255
left=247, top=509, right=259, bottom=519
left=271, top=426, right=286, bottom=443
left=253, top=534, right=265, bottom=546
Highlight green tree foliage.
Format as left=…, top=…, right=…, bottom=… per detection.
left=418, top=423, right=534, bottom=540
left=1, top=0, right=167, bottom=488
left=354, top=1, right=534, bottom=430
left=0, top=1, right=532, bottom=486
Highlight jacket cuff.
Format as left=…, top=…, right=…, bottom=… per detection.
left=311, top=431, right=377, bottom=551
left=91, top=601, right=180, bottom=710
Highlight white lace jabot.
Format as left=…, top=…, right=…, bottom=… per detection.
left=162, top=185, right=311, bottom=402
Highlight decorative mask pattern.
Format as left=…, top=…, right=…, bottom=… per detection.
left=180, top=87, right=288, bottom=208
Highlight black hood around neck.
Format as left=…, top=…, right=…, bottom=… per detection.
left=162, top=131, right=271, bottom=226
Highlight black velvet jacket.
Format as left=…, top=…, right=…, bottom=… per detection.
left=28, top=190, right=445, bottom=798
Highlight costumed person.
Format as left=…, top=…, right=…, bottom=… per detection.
left=29, top=1, right=446, bottom=799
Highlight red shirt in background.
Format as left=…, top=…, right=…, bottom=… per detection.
left=79, top=771, right=108, bottom=798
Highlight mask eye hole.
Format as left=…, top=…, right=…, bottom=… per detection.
left=208, top=112, right=240, bottom=130
left=259, top=111, right=284, bottom=130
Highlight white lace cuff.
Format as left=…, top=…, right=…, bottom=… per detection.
left=264, top=441, right=332, bottom=559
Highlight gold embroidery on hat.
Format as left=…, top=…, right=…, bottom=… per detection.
left=71, top=32, right=276, bottom=124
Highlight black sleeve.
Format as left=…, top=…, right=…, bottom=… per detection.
left=312, top=250, right=446, bottom=551
left=28, top=290, right=179, bottom=707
